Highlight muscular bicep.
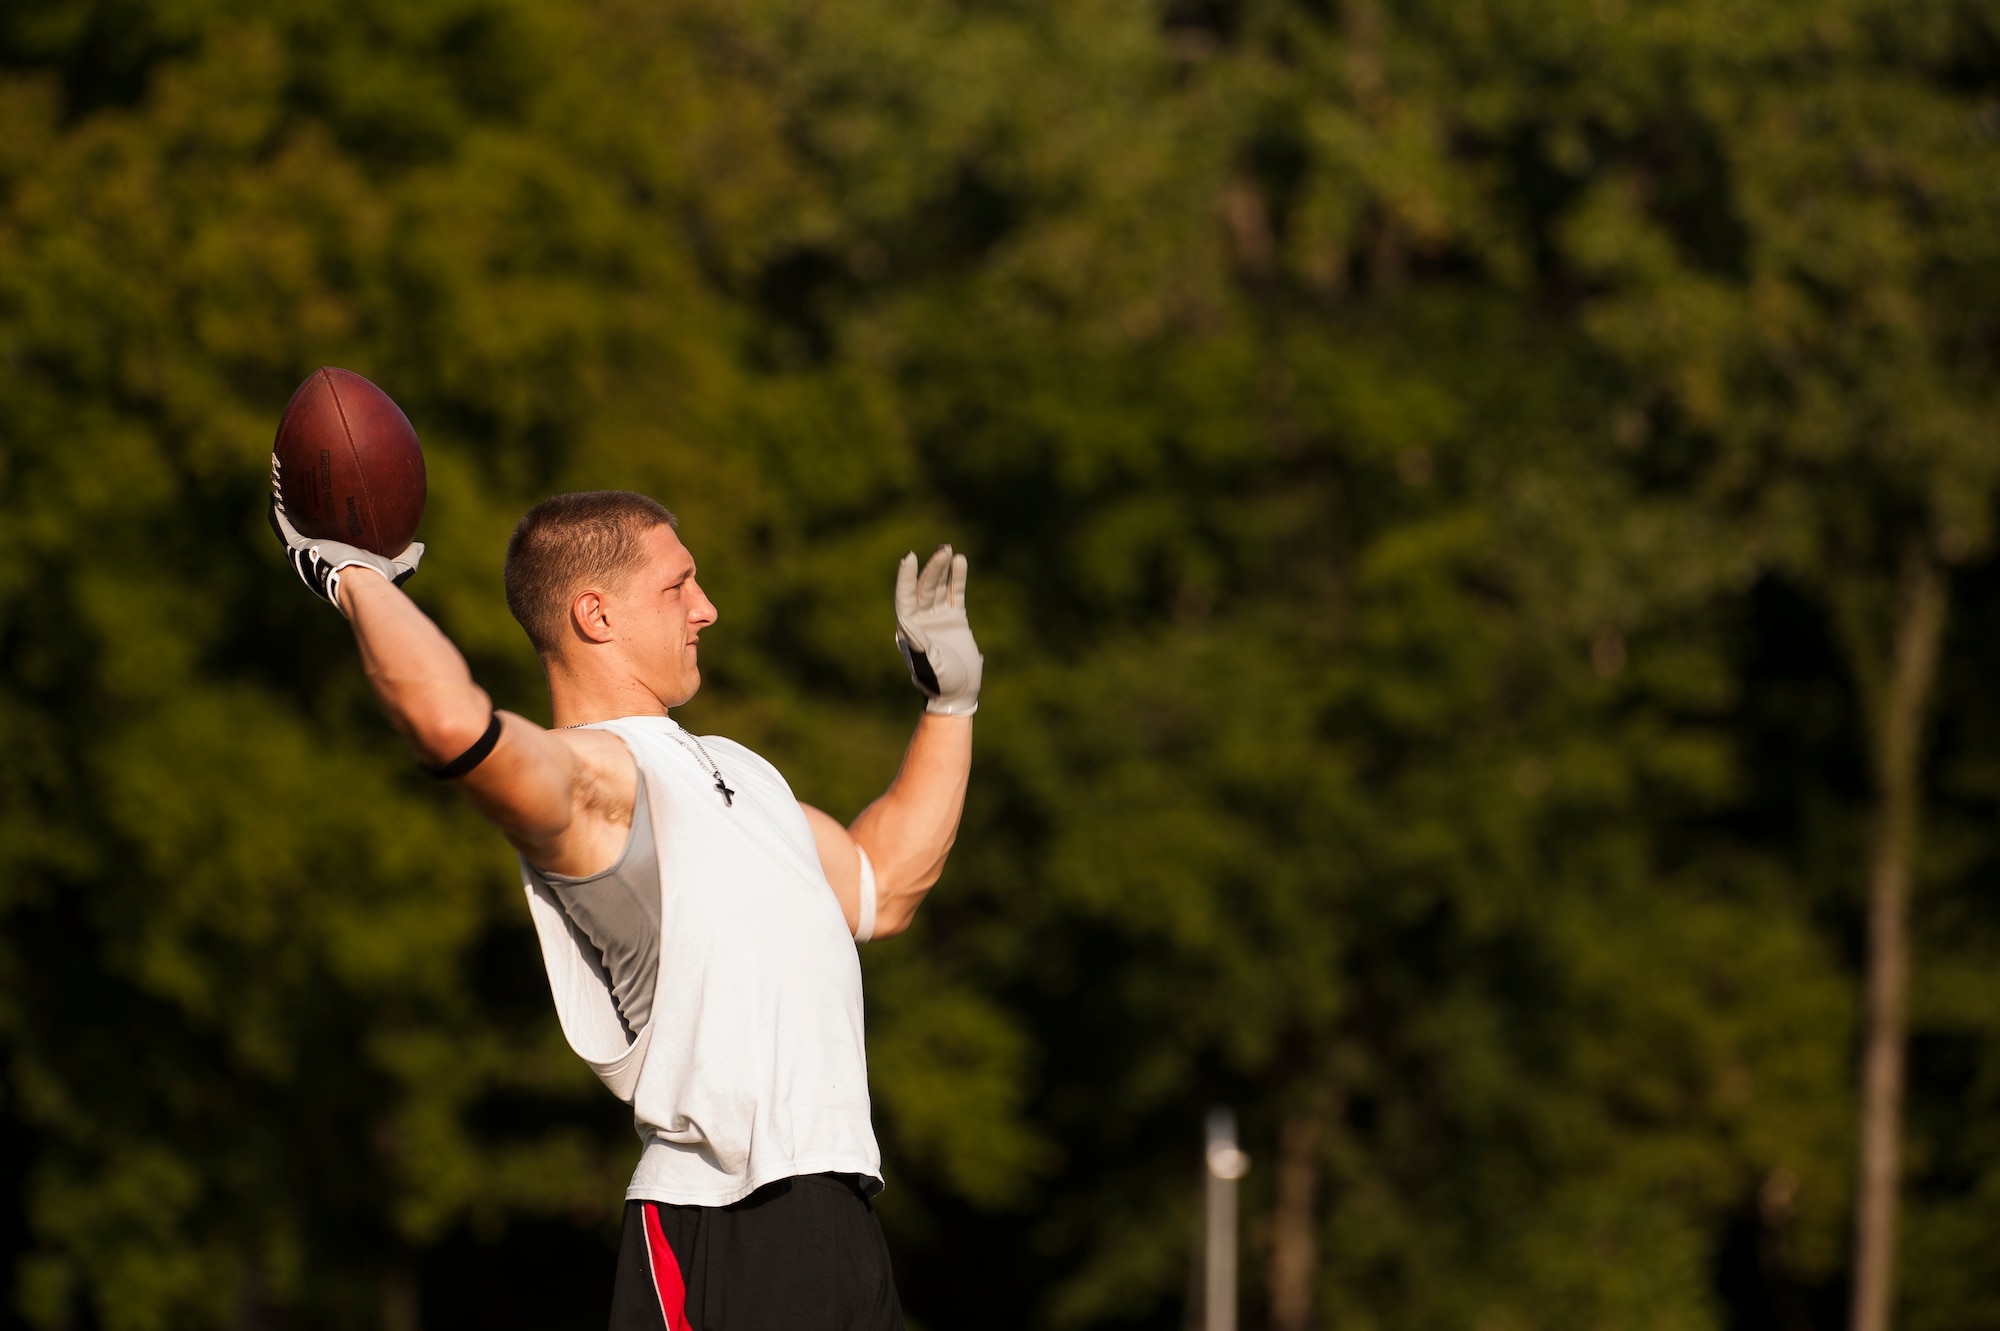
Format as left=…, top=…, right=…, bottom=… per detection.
left=460, top=716, right=637, bottom=877
left=802, top=803, right=864, bottom=936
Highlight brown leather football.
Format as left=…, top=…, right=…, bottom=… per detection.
left=272, top=368, right=426, bottom=557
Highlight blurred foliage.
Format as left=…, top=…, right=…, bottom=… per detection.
left=0, top=0, right=1997, bottom=1328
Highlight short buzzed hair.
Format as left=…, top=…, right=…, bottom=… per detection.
left=504, top=491, right=678, bottom=656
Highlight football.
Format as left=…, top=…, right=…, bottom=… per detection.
left=272, top=368, right=426, bottom=556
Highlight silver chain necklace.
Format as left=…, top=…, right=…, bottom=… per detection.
left=667, top=726, right=736, bottom=807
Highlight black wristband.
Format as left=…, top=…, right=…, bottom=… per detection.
left=425, top=711, right=503, bottom=780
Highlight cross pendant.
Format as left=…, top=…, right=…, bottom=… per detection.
left=715, top=776, right=736, bottom=807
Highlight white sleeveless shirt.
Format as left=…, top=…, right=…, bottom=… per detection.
left=521, top=715, right=881, bottom=1206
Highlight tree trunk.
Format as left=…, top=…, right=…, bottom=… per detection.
left=1846, top=540, right=1949, bottom=1331
left=383, top=1257, right=421, bottom=1331
left=1268, top=1089, right=1336, bottom=1331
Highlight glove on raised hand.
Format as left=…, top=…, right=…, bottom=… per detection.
left=269, top=460, right=423, bottom=610
left=895, top=545, right=982, bottom=716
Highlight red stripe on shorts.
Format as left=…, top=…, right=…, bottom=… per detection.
left=642, top=1203, right=692, bottom=1331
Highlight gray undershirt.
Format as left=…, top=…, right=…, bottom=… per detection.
left=523, top=770, right=661, bottom=1039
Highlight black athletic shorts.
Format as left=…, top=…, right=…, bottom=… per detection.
left=608, top=1173, right=905, bottom=1331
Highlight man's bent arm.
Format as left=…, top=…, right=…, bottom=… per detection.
left=337, top=568, right=634, bottom=875
left=805, top=713, right=973, bottom=941
left=804, top=543, right=982, bottom=940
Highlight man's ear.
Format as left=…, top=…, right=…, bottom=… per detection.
left=570, top=589, right=615, bottom=645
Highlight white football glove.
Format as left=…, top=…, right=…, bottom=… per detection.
left=269, top=458, right=423, bottom=610
left=895, top=545, right=982, bottom=716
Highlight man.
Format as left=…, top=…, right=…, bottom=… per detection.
left=270, top=488, right=981, bottom=1329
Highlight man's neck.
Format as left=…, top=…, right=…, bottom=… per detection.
left=546, top=659, right=669, bottom=730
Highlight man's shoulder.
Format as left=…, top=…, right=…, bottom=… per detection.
left=554, top=723, right=637, bottom=774
left=554, top=725, right=639, bottom=820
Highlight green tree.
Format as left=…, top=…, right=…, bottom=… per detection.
left=1536, top=2, right=2000, bottom=1324
left=2, top=0, right=1997, bottom=1328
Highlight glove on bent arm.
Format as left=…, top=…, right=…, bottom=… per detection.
left=895, top=545, right=982, bottom=715
left=269, top=464, right=423, bottom=610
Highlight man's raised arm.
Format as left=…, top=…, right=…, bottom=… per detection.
left=805, top=545, right=982, bottom=941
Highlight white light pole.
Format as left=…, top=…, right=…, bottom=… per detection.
left=1204, top=1106, right=1251, bottom=1331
